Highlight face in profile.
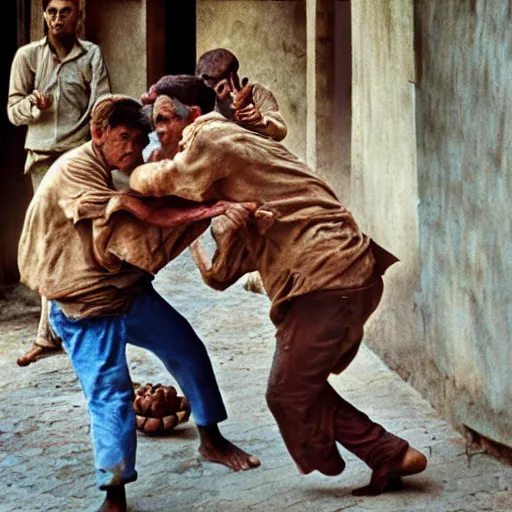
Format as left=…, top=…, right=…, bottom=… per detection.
left=44, top=0, right=80, bottom=39
left=154, top=99, right=190, bottom=150
left=98, top=125, right=148, bottom=173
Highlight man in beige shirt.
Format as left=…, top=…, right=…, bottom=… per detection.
left=130, top=75, right=428, bottom=497
left=8, top=0, right=111, bottom=363
left=18, top=94, right=260, bottom=512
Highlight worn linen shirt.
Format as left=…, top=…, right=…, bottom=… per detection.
left=18, top=141, right=209, bottom=319
left=7, top=37, right=111, bottom=173
left=130, top=113, right=396, bottom=322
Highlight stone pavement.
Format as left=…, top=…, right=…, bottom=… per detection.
left=1, top=248, right=512, bottom=512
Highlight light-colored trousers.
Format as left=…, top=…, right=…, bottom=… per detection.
left=30, top=158, right=61, bottom=349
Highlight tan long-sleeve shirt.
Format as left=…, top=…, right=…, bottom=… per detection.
left=130, top=113, right=397, bottom=322
left=8, top=37, right=111, bottom=173
left=18, top=142, right=209, bottom=319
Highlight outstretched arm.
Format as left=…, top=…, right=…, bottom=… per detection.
left=130, top=123, right=232, bottom=202
left=105, top=194, right=248, bottom=228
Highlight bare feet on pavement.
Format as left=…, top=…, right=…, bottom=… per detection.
left=17, top=342, right=64, bottom=367
left=352, top=446, right=427, bottom=496
left=198, top=424, right=261, bottom=472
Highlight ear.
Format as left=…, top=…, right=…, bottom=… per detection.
left=189, top=106, right=202, bottom=122
left=43, top=12, right=49, bottom=25
left=90, top=123, right=105, bottom=145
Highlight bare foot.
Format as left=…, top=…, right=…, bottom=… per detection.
left=352, top=446, right=427, bottom=496
left=17, top=343, right=64, bottom=367
left=198, top=424, right=261, bottom=472
left=98, top=487, right=127, bottom=512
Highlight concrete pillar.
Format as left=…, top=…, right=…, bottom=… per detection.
left=306, top=0, right=335, bottom=184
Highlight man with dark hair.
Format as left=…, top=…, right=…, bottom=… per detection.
left=129, top=75, right=428, bottom=498
left=195, top=48, right=287, bottom=141
left=142, top=50, right=287, bottom=142
left=18, top=94, right=260, bottom=512
left=8, top=0, right=111, bottom=365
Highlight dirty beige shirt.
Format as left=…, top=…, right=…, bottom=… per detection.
left=130, top=113, right=384, bottom=322
left=18, top=141, right=209, bottom=319
left=7, top=37, right=111, bottom=173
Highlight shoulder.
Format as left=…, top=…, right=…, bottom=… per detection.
left=13, top=39, right=44, bottom=60
left=78, top=39, right=100, bottom=52
left=183, top=113, right=247, bottom=150
left=77, top=39, right=105, bottom=60
left=252, top=83, right=274, bottom=97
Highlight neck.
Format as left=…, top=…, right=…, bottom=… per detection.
left=160, top=143, right=179, bottom=160
left=48, top=33, right=75, bottom=60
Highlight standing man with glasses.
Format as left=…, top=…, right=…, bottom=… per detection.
left=8, top=0, right=111, bottom=366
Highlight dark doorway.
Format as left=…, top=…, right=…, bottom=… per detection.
left=334, top=0, right=352, bottom=204
left=0, top=0, right=33, bottom=285
left=165, top=1, right=197, bottom=75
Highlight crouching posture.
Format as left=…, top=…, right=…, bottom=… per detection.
left=18, top=94, right=259, bottom=512
left=129, top=75, right=428, bottom=496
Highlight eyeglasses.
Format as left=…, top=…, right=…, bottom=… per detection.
left=46, top=7, right=73, bottom=20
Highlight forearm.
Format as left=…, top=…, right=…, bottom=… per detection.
left=105, top=194, right=234, bottom=228
left=257, top=112, right=287, bottom=141
left=192, top=219, right=256, bottom=290
left=7, top=94, right=40, bottom=126
left=129, top=160, right=179, bottom=198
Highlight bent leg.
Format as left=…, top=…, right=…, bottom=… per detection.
left=266, top=284, right=410, bottom=479
left=125, top=287, right=227, bottom=426
left=125, top=287, right=260, bottom=471
left=48, top=301, right=137, bottom=489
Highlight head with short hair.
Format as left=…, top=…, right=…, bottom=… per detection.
left=90, top=95, right=151, bottom=172
left=196, top=49, right=242, bottom=104
left=43, top=0, right=83, bottom=38
left=196, top=48, right=239, bottom=81
left=149, top=74, right=216, bottom=115
left=148, top=76, right=215, bottom=155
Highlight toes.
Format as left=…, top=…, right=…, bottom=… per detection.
left=248, top=456, right=261, bottom=467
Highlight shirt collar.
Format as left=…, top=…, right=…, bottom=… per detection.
left=42, top=36, right=86, bottom=63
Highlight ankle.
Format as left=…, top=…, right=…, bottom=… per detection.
left=198, top=423, right=225, bottom=447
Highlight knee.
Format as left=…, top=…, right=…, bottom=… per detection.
left=265, top=381, right=289, bottom=418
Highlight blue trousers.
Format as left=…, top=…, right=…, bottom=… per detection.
left=48, top=285, right=227, bottom=489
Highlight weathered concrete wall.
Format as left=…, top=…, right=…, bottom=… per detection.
left=413, top=0, right=512, bottom=447
left=197, top=0, right=307, bottom=160
left=352, top=0, right=512, bottom=448
left=86, top=0, right=147, bottom=99
left=350, top=0, right=421, bottom=392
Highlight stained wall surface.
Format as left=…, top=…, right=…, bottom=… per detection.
left=197, top=0, right=307, bottom=160
left=351, top=0, right=512, bottom=447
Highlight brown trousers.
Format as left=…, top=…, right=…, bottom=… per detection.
left=266, top=277, right=408, bottom=476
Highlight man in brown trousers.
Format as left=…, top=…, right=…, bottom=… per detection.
left=129, top=75, right=428, bottom=496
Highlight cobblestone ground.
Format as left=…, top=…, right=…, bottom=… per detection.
left=1, top=247, right=512, bottom=512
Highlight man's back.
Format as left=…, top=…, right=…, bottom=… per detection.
left=131, top=113, right=376, bottom=316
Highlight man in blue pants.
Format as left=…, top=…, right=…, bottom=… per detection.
left=18, top=93, right=260, bottom=512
